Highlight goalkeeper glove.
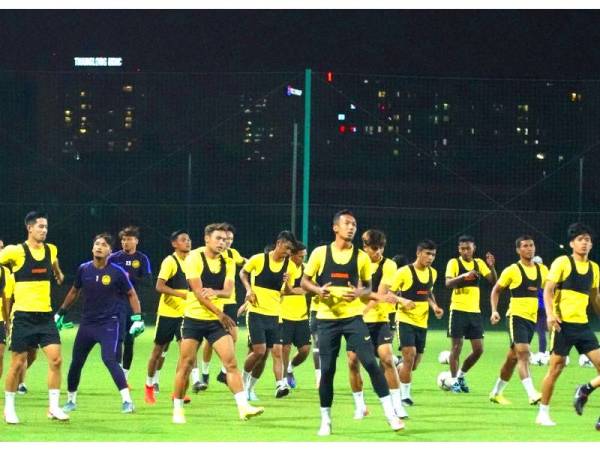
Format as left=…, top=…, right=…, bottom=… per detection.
left=54, top=308, right=67, bottom=331
left=129, top=314, right=145, bottom=337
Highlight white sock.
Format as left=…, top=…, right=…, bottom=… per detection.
left=154, top=370, right=160, bottom=384
left=120, top=388, right=132, bottom=403
left=389, top=388, right=402, bottom=413
left=492, top=378, right=508, bottom=395
left=123, top=369, right=129, bottom=380
left=173, top=398, right=184, bottom=409
left=400, top=382, right=411, bottom=399
left=18, top=383, right=26, bottom=390
left=276, top=379, right=285, bottom=388
left=201, top=361, right=210, bottom=375
left=4, top=391, right=16, bottom=412
left=457, top=370, right=467, bottom=379
left=161, top=351, right=168, bottom=358
left=352, top=391, right=366, bottom=411
left=146, top=376, right=154, bottom=386
left=191, top=368, right=200, bottom=384
left=320, top=406, right=331, bottom=422
left=49, top=389, right=60, bottom=410
left=248, top=376, right=259, bottom=391
left=243, top=371, right=251, bottom=388
left=287, top=361, right=294, bottom=373
left=234, top=391, right=249, bottom=407
left=539, top=404, right=549, bottom=414
left=379, top=394, right=397, bottom=420
left=67, top=391, right=77, bottom=403
left=220, top=366, right=227, bottom=374
left=522, top=377, right=537, bottom=398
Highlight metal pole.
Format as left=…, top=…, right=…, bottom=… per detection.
left=291, top=122, right=298, bottom=236
left=187, top=151, right=192, bottom=231
left=302, top=69, right=312, bottom=247
left=578, top=157, right=584, bottom=221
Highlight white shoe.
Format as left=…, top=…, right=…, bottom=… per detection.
left=353, top=406, right=369, bottom=420
left=47, top=407, right=70, bottom=421
left=388, top=416, right=405, bottom=431
left=238, top=404, right=264, bottom=421
left=535, top=413, right=556, bottom=426
left=172, top=408, right=186, bottom=424
left=4, top=410, right=20, bottom=425
left=395, top=404, right=409, bottom=419
left=317, top=420, right=331, bottom=436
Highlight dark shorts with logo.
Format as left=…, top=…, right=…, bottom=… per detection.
left=347, top=321, right=393, bottom=353
left=247, top=312, right=280, bottom=348
left=398, top=321, right=428, bottom=354
left=154, top=315, right=183, bottom=345
left=388, top=312, right=397, bottom=331
left=550, top=322, right=600, bottom=357
left=509, top=315, right=536, bottom=346
left=448, top=310, right=484, bottom=340
left=9, top=311, right=60, bottom=353
left=318, top=315, right=375, bottom=358
left=280, top=319, right=311, bottom=347
left=181, top=317, right=228, bottom=345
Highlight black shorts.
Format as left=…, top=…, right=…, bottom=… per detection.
left=0, top=321, right=5, bottom=345
left=398, top=322, right=427, bottom=354
left=317, top=315, right=375, bottom=358
left=550, top=322, right=600, bottom=357
left=247, top=312, right=279, bottom=348
left=280, top=319, right=311, bottom=347
left=448, top=310, right=484, bottom=340
left=223, top=304, right=239, bottom=323
left=9, top=311, right=60, bottom=353
left=309, top=310, right=318, bottom=335
left=388, top=312, right=397, bottom=331
left=154, top=315, right=183, bottom=345
left=347, top=321, right=393, bottom=353
left=181, top=317, right=228, bottom=345
left=509, top=315, right=535, bottom=346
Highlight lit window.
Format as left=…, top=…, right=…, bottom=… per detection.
left=80, top=91, right=86, bottom=97
left=126, top=110, right=133, bottom=116
left=81, top=117, right=87, bottom=122
left=64, top=117, right=71, bottom=123
left=443, top=115, right=449, bottom=122
left=378, top=90, right=386, bottom=98
left=124, top=123, right=132, bottom=129
left=122, top=85, right=133, bottom=93
left=79, top=128, right=87, bottom=134
left=407, top=114, right=412, bottom=122
left=443, top=103, right=449, bottom=110
left=65, top=110, right=71, bottom=115
left=81, top=104, right=87, bottom=110
left=125, top=117, right=133, bottom=123
left=127, top=141, right=133, bottom=147
left=443, top=138, right=448, bottom=146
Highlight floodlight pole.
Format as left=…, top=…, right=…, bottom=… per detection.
left=302, top=69, right=312, bottom=248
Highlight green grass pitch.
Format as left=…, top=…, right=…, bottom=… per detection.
left=2, top=326, right=599, bottom=441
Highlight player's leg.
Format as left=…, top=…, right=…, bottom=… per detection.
left=572, top=328, right=600, bottom=416
left=243, top=313, right=268, bottom=398
left=3, top=351, right=28, bottom=424
left=347, top=318, right=403, bottom=432
left=397, top=322, right=417, bottom=405
left=63, top=326, right=96, bottom=412
left=172, top=336, right=200, bottom=424
left=287, top=322, right=310, bottom=388
left=309, top=311, right=321, bottom=388
left=347, top=349, right=367, bottom=419
left=146, top=316, right=170, bottom=402
left=489, top=347, right=517, bottom=404
left=378, top=341, right=407, bottom=419
left=201, top=339, right=213, bottom=387
left=122, top=321, right=134, bottom=380
left=316, top=319, right=342, bottom=436
left=217, top=304, right=239, bottom=384
left=536, top=310, right=548, bottom=354
left=514, top=341, right=540, bottom=403
left=212, top=332, right=264, bottom=420
left=537, top=328, right=568, bottom=426
left=17, top=348, right=37, bottom=394
left=268, top=320, right=289, bottom=398
left=98, top=320, right=133, bottom=412
left=0, top=342, right=4, bottom=381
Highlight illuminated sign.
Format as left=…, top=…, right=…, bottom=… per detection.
left=286, top=85, right=303, bottom=97
left=74, top=57, right=123, bottom=67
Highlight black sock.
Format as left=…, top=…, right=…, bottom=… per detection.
left=585, top=383, right=595, bottom=393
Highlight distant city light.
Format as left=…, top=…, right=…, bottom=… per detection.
left=338, top=114, right=345, bottom=121
left=74, top=57, right=123, bottom=67
left=327, top=72, right=333, bottom=83
left=536, top=152, right=546, bottom=160
left=286, top=85, right=303, bottom=97
left=350, top=104, right=356, bottom=110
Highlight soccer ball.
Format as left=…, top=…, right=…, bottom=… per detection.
left=437, top=371, right=454, bottom=391
left=579, top=354, right=593, bottom=368
left=438, top=350, right=451, bottom=365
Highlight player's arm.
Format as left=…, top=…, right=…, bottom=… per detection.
left=483, top=252, right=497, bottom=284
left=188, top=277, right=235, bottom=331
left=54, top=286, right=81, bottom=330
left=344, top=279, right=371, bottom=302
left=203, top=278, right=233, bottom=299
left=52, top=258, right=65, bottom=285
left=239, top=268, right=258, bottom=306
left=156, top=278, right=188, bottom=299
left=445, top=259, right=478, bottom=288
left=543, top=279, right=560, bottom=332
left=126, top=287, right=145, bottom=337
left=490, top=282, right=506, bottom=325
left=427, top=292, right=444, bottom=319
left=590, top=286, right=600, bottom=316
left=126, top=288, right=142, bottom=315
left=1, top=292, right=9, bottom=334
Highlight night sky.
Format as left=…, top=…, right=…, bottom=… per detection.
left=1, top=10, right=599, bottom=77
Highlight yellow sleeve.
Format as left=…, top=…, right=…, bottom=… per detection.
left=242, top=254, right=261, bottom=274
left=593, top=262, right=599, bottom=289
left=497, top=265, right=515, bottom=288
left=185, top=251, right=203, bottom=280
left=304, top=246, right=325, bottom=278
left=445, top=258, right=458, bottom=278
left=547, top=256, right=568, bottom=284
left=358, top=251, right=372, bottom=282
left=48, top=244, right=58, bottom=264
left=380, top=259, right=398, bottom=287
left=477, top=258, right=491, bottom=277
left=390, top=266, right=410, bottom=292
left=231, top=248, right=245, bottom=266
left=157, top=256, right=177, bottom=281
left=225, top=258, right=235, bottom=281
left=0, top=245, right=21, bottom=266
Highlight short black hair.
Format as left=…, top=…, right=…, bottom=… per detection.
left=333, top=209, right=355, bottom=225
left=458, top=235, right=475, bottom=245
left=293, top=241, right=307, bottom=253
left=24, top=211, right=47, bottom=227
left=264, top=243, right=275, bottom=253
left=392, top=254, right=410, bottom=268
left=222, top=223, right=236, bottom=235
left=362, top=229, right=386, bottom=248
left=277, top=230, right=297, bottom=245
left=417, top=239, right=437, bottom=252
left=205, top=223, right=228, bottom=236
left=170, top=230, right=189, bottom=241
left=93, top=232, right=114, bottom=248
left=567, top=223, right=594, bottom=242
left=515, top=235, right=534, bottom=248
left=119, top=225, right=140, bottom=239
